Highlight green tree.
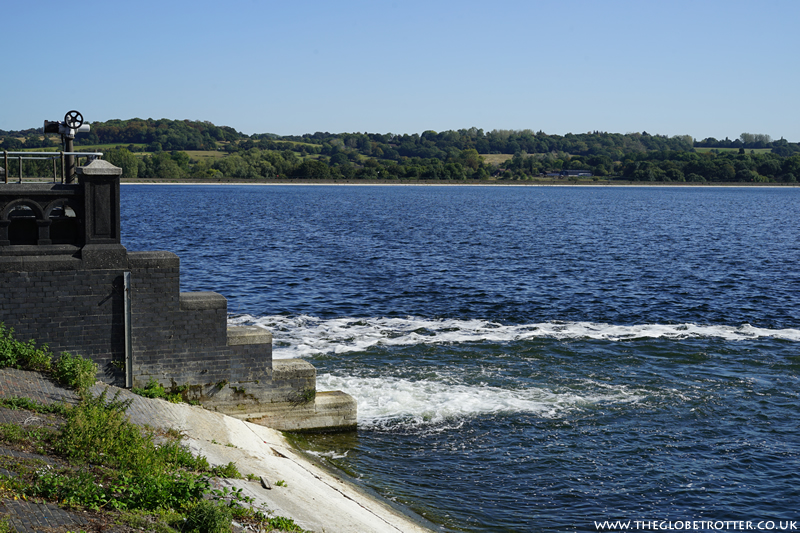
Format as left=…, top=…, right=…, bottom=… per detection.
left=460, top=148, right=483, bottom=170
left=105, top=147, right=139, bottom=180
left=294, top=160, right=330, bottom=179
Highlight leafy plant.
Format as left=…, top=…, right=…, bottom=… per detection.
left=0, top=423, right=53, bottom=453
left=0, top=323, right=52, bottom=372
left=0, top=324, right=97, bottom=393
left=0, top=396, right=68, bottom=415
left=209, top=462, right=241, bottom=479
left=55, top=389, right=146, bottom=470
left=117, top=509, right=183, bottom=533
left=52, top=352, right=97, bottom=392
left=157, top=440, right=210, bottom=471
left=31, top=468, right=120, bottom=511
left=0, top=376, right=314, bottom=532
left=0, top=423, right=25, bottom=444
left=263, top=515, right=306, bottom=532
left=183, top=499, right=232, bottom=533
left=275, top=479, right=287, bottom=487
left=131, top=378, right=186, bottom=403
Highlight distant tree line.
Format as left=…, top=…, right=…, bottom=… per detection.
left=95, top=145, right=797, bottom=184
left=2, top=119, right=800, bottom=183
left=694, top=133, right=800, bottom=157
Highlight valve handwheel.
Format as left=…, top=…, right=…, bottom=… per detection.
left=65, top=110, right=83, bottom=129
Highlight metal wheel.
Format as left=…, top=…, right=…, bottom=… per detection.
left=65, top=110, right=84, bottom=129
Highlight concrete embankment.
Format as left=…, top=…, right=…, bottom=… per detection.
left=0, top=368, right=435, bottom=533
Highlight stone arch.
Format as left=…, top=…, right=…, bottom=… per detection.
left=44, top=198, right=80, bottom=245
left=1, top=198, right=45, bottom=221
left=43, top=198, right=78, bottom=219
left=1, top=199, right=45, bottom=245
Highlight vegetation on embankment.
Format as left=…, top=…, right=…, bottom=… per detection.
left=0, top=324, right=306, bottom=532
left=3, top=118, right=799, bottom=184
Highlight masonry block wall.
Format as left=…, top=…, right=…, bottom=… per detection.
left=0, top=249, right=306, bottom=408
left=0, top=159, right=356, bottom=429
left=0, top=261, right=126, bottom=384
left=0, top=162, right=326, bottom=422
left=125, top=251, right=279, bottom=397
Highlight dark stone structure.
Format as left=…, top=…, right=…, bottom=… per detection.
left=0, top=161, right=356, bottom=431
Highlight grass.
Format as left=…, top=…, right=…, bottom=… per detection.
left=185, top=150, right=226, bottom=159
left=131, top=377, right=187, bottom=404
left=694, top=147, right=772, bottom=154
left=0, top=386, right=308, bottom=532
left=480, top=153, right=514, bottom=165
left=0, top=324, right=308, bottom=532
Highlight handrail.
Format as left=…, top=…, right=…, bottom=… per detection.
left=2, top=150, right=103, bottom=184
left=2, top=151, right=104, bottom=156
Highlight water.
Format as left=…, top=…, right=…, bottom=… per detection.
left=121, top=185, right=800, bottom=532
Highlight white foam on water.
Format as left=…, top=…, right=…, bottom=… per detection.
left=228, top=315, right=800, bottom=359
left=316, top=373, right=644, bottom=428
left=305, top=449, right=349, bottom=460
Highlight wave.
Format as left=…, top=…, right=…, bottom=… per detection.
left=316, top=373, right=644, bottom=428
left=227, top=315, right=800, bottom=359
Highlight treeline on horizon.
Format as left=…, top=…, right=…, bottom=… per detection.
left=2, top=118, right=799, bottom=183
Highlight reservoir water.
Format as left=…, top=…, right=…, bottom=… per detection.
left=121, top=185, right=800, bottom=532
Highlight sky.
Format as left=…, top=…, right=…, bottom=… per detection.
left=3, top=0, right=799, bottom=141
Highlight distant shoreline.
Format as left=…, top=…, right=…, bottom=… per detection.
left=120, top=178, right=800, bottom=187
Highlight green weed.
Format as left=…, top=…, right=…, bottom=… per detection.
left=263, top=514, right=306, bottom=532
left=289, top=387, right=316, bottom=405
left=0, top=423, right=25, bottom=444
left=0, top=324, right=97, bottom=392
left=183, top=499, right=232, bottom=533
left=116, top=509, right=182, bottom=533
left=210, top=461, right=241, bottom=479
left=157, top=440, right=210, bottom=471
left=0, top=323, right=52, bottom=372
left=131, top=378, right=186, bottom=403
left=0, top=422, right=53, bottom=454
left=52, top=352, right=97, bottom=392
left=0, top=396, right=68, bottom=415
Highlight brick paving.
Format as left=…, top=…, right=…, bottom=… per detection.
left=0, top=369, right=80, bottom=407
left=0, top=499, right=91, bottom=533
left=0, top=369, right=144, bottom=532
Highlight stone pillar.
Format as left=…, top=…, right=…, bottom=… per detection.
left=77, top=159, right=127, bottom=269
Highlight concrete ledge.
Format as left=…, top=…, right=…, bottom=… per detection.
left=81, top=244, right=128, bottom=269
left=128, top=250, right=180, bottom=269
left=273, top=358, right=316, bottom=380
left=179, top=291, right=227, bottom=311
left=0, top=244, right=81, bottom=257
left=227, top=325, right=272, bottom=346
left=0, top=254, right=83, bottom=272
left=243, top=391, right=358, bottom=432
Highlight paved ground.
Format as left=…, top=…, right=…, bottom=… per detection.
left=0, top=369, right=115, bottom=532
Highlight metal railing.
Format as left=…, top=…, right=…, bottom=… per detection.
left=2, top=150, right=103, bottom=184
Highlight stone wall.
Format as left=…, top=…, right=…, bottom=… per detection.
left=0, top=160, right=356, bottom=431
left=0, top=260, right=126, bottom=384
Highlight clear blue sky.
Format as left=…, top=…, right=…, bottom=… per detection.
left=4, top=0, right=799, bottom=141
